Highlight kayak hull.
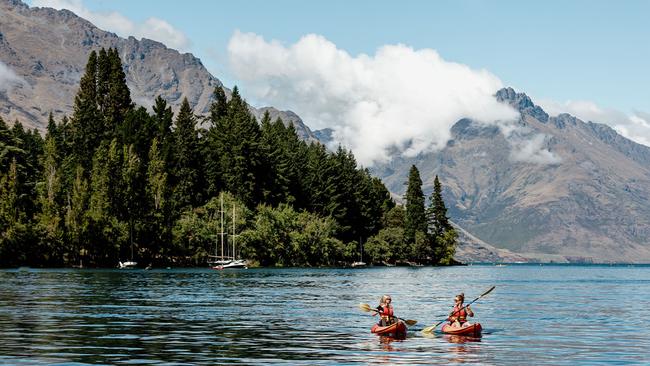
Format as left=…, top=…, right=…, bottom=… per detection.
left=371, top=320, right=407, bottom=338
left=441, top=322, right=482, bottom=336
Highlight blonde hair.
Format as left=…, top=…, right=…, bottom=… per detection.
left=380, top=294, right=392, bottom=304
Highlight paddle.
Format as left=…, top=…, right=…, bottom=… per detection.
left=421, top=285, right=495, bottom=334
left=358, top=303, right=418, bottom=326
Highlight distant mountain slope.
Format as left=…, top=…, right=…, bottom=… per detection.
left=0, top=0, right=316, bottom=140
left=372, top=88, right=650, bottom=263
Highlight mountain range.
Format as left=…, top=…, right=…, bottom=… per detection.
left=372, top=88, right=650, bottom=263
left=2, top=0, right=649, bottom=263
left=0, top=0, right=317, bottom=141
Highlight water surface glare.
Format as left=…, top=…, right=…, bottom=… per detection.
left=1, top=265, right=649, bottom=365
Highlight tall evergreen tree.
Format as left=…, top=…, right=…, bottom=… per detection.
left=65, top=166, right=89, bottom=265
left=36, top=135, right=64, bottom=265
left=171, top=98, right=202, bottom=210
left=426, top=175, right=458, bottom=264
left=70, top=50, right=99, bottom=170
left=152, top=95, right=174, bottom=164
left=216, top=86, right=263, bottom=207
left=105, top=48, right=133, bottom=134
left=404, top=165, right=427, bottom=245
left=427, top=176, right=452, bottom=237
left=204, top=87, right=228, bottom=198
left=146, top=137, right=171, bottom=261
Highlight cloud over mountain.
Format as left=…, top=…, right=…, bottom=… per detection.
left=0, top=61, right=25, bottom=92
left=539, top=98, right=650, bottom=147
left=32, top=0, right=191, bottom=51
left=228, top=31, right=520, bottom=166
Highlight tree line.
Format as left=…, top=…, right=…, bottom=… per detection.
left=0, top=48, right=457, bottom=268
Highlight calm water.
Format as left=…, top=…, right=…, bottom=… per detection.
left=0, top=265, right=649, bottom=365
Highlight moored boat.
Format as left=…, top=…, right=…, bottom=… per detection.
left=371, top=320, right=407, bottom=338
left=213, top=259, right=248, bottom=270
left=441, top=322, right=482, bottom=336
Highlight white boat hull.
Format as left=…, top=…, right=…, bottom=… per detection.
left=119, top=261, right=138, bottom=269
left=213, top=259, right=248, bottom=270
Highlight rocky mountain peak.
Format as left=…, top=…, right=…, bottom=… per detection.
left=496, top=87, right=549, bottom=122
left=2, top=0, right=27, bottom=10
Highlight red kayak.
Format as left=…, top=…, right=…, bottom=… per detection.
left=441, top=322, right=482, bottom=336
left=371, top=320, right=407, bottom=338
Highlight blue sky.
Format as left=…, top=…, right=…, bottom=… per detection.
left=27, top=0, right=650, bottom=164
left=30, top=0, right=649, bottom=112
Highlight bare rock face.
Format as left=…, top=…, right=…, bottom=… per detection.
left=0, top=0, right=316, bottom=141
left=373, top=88, right=650, bottom=263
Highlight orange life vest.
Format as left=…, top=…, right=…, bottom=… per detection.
left=379, top=304, right=394, bottom=323
left=450, top=304, right=468, bottom=323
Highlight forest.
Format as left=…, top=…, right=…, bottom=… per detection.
left=0, top=48, right=457, bottom=268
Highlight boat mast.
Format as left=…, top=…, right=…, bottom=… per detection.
left=130, top=217, right=134, bottom=261
left=359, top=237, right=363, bottom=262
left=232, top=206, right=236, bottom=260
left=220, top=193, right=225, bottom=260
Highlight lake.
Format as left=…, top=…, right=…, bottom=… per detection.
left=1, top=265, right=649, bottom=365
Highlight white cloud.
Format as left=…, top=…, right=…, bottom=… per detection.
left=0, top=61, right=25, bottom=92
left=228, top=31, right=522, bottom=166
left=32, top=0, right=191, bottom=51
left=508, top=132, right=561, bottom=165
left=538, top=99, right=650, bottom=148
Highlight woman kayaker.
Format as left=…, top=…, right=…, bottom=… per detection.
left=374, top=295, right=395, bottom=326
left=448, top=293, right=474, bottom=327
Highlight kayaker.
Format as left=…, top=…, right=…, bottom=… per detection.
left=374, top=295, right=395, bottom=326
left=448, top=293, right=473, bottom=327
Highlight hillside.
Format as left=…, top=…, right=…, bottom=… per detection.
left=372, top=88, right=650, bottom=263
left=0, top=0, right=316, bottom=140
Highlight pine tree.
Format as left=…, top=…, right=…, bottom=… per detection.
left=152, top=95, right=174, bottom=164
left=65, top=166, right=89, bottom=265
left=426, top=175, right=457, bottom=264
left=105, top=48, right=133, bottom=134
left=71, top=50, right=99, bottom=170
left=404, top=165, right=427, bottom=246
left=171, top=98, right=202, bottom=210
left=146, top=137, right=171, bottom=261
left=427, top=176, right=451, bottom=237
left=216, top=86, right=263, bottom=206
left=36, top=135, right=64, bottom=265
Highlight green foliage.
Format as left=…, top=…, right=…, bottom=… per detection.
left=425, top=176, right=458, bottom=264
left=0, top=49, right=435, bottom=268
left=171, top=98, right=202, bottom=210
left=172, top=192, right=248, bottom=265
left=364, top=227, right=404, bottom=263
left=239, top=204, right=342, bottom=266
left=404, top=165, right=427, bottom=244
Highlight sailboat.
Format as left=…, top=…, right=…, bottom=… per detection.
left=213, top=203, right=247, bottom=270
left=351, top=238, right=367, bottom=267
left=119, top=219, right=138, bottom=269
left=208, top=194, right=232, bottom=266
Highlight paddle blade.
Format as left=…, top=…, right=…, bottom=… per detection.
left=405, top=319, right=418, bottom=326
left=358, top=303, right=374, bottom=312
left=481, top=286, right=496, bottom=298
left=421, top=324, right=436, bottom=334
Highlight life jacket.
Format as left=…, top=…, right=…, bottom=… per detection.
left=378, top=304, right=394, bottom=324
left=451, top=304, right=468, bottom=323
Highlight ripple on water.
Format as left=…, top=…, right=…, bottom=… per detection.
left=1, top=266, right=650, bottom=365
